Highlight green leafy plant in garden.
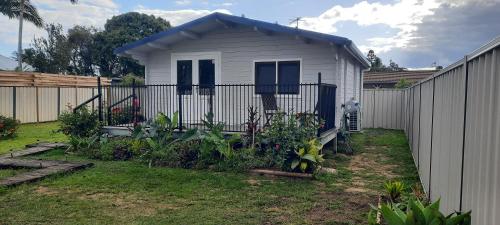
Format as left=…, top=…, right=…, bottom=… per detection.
left=58, top=106, right=101, bottom=138
left=0, top=115, right=20, bottom=139
left=198, top=112, right=241, bottom=162
left=289, top=139, right=324, bottom=173
left=368, top=199, right=471, bottom=225
left=136, top=112, right=197, bottom=168
left=384, top=180, right=405, bottom=203
left=259, top=111, right=322, bottom=171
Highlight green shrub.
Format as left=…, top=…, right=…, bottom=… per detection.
left=384, top=181, right=405, bottom=203
left=58, top=106, right=101, bottom=138
left=368, top=199, right=471, bottom=225
left=288, top=139, right=324, bottom=173
left=198, top=112, right=242, bottom=163
left=0, top=115, right=20, bottom=139
left=259, top=111, right=321, bottom=171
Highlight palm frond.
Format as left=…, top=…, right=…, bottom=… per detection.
left=0, top=0, right=44, bottom=27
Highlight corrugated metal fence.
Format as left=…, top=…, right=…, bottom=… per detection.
left=0, top=86, right=101, bottom=123
left=362, top=89, right=405, bottom=130
left=362, top=36, right=500, bottom=224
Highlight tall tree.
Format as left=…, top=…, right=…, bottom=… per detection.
left=93, top=12, right=171, bottom=77
left=0, top=0, right=77, bottom=71
left=67, top=25, right=96, bottom=75
left=23, top=24, right=71, bottom=73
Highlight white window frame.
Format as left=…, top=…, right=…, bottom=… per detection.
left=252, top=58, right=303, bottom=97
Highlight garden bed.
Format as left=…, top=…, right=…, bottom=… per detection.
left=0, top=129, right=422, bottom=224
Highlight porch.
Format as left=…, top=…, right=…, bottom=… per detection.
left=84, top=75, right=337, bottom=143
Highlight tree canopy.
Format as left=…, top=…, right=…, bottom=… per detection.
left=366, top=50, right=406, bottom=72
left=21, top=12, right=171, bottom=77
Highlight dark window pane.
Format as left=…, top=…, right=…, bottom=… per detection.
left=255, top=62, right=276, bottom=94
left=177, top=60, right=192, bottom=95
left=278, top=61, right=300, bottom=94
left=199, top=59, right=215, bottom=95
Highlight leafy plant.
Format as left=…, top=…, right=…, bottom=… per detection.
left=0, top=115, right=20, bottom=139
left=384, top=181, right=405, bottom=203
left=259, top=110, right=321, bottom=170
left=198, top=112, right=241, bottom=162
left=58, top=105, right=101, bottom=138
left=137, top=112, right=197, bottom=167
left=110, top=105, right=145, bottom=125
left=368, top=199, right=471, bottom=225
left=289, top=139, right=325, bottom=173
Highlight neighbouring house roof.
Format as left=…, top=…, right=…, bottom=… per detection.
left=114, top=12, right=370, bottom=68
left=363, top=70, right=438, bottom=86
left=0, top=54, right=17, bottom=71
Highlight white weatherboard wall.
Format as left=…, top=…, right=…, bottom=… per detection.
left=145, top=27, right=361, bottom=128
left=361, top=37, right=500, bottom=225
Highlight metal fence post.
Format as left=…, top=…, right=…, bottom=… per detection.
left=132, top=80, right=137, bottom=128
left=97, top=77, right=103, bottom=123
left=12, top=87, right=16, bottom=119
left=428, top=77, right=436, bottom=199
left=178, top=88, right=183, bottom=132
left=317, top=72, right=322, bottom=137
left=57, top=87, right=61, bottom=117
left=459, top=56, right=470, bottom=211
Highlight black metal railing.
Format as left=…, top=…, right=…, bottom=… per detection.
left=93, top=73, right=336, bottom=135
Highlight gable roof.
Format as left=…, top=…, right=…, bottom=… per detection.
left=114, top=12, right=370, bottom=68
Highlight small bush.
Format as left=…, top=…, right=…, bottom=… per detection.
left=0, top=115, right=20, bottom=139
left=58, top=106, right=101, bottom=138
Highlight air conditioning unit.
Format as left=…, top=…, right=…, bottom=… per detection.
left=343, top=99, right=361, bottom=132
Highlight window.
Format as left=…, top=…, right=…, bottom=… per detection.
left=255, top=62, right=276, bottom=94
left=199, top=59, right=215, bottom=95
left=255, top=60, right=300, bottom=94
left=278, top=61, right=300, bottom=94
left=177, top=60, right=192, bottom=95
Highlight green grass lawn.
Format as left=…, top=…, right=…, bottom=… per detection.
left=0, top=129, right=420, bottom=225
left=0, top=122, right=67, bottom=154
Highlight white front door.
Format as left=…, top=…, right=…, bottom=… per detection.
left=171, top=52, right=221, bottom=125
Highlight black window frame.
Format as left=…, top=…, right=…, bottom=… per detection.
left=254, top=60, right=301, bottom=95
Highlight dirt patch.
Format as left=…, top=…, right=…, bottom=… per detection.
left=305, top=190, right=376, bottom=224
left=35, top=186, right=60, bottom=196
left=246, top=179, right=260, bottom=186
left=349, top=152, right=397, bottom=179
left=35, top=186, right=180, bottom=217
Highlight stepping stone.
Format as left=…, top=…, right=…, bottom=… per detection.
left=0, top=142, right=93, bottom=187
left=0, top=143, right=67, bottom=159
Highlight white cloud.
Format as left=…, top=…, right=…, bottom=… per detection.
left=0, top=0, right=119, bottom=53
left=134, top=6, right=231, bottom=26
left=175, top=0, right=191, bottom=6
left=298, top=0, right=443, bottom=53
left=221, top=2, right=234, bottom=7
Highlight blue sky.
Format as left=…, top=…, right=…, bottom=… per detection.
left=1, top=0, right=500, bottom=68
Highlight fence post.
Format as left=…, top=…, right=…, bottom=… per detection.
left=428, top=77, right=436, bottom=200
left=178, top=88, right=183, bottom=132
left=459, top=56, right=469, bottom=211
left=57, top=87, right=61, bottom=117
left=36, top=86, right=39, bottom=123
left=97, top=77, right=103, bottom=123
left=132, top=80, right=137, bottom=128
left=317, top=72, right=322, bottom=137
left=12, top=86, right=16, bottom=119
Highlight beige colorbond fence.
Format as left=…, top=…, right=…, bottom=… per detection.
left=362, top=36, right=500, bottom=224
left=0, top=86, right=103, bottom=123
left=361, top=89, right=405, bottom=130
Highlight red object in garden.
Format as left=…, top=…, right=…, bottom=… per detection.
left=132, top=98, right=140, bottom=107
left=275, top=144, right=280, bottom=151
